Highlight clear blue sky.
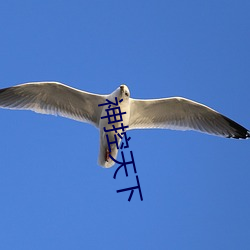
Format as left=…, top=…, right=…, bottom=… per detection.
left=0, top=1, right=249, bottom=249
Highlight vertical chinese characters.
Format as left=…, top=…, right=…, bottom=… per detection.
left=98, top=97, right=143, bottom=201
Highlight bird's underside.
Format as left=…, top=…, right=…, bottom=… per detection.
left=0, top=81, right=249, bottom=168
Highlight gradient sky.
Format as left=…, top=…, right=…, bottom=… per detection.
left=0, top=1, right=249, bottom=249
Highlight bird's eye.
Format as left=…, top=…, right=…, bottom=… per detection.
left=125, top=92, right=129, bottom=97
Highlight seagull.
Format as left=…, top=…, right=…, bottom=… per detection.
left=0, top=82, right=249, bottom=167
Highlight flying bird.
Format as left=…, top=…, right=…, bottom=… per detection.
left=0, top=82, right=249, bottom=167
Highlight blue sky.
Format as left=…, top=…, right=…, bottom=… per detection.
left=0, top=1, right=249, bottom=249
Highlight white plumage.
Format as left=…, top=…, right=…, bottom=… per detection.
left=0, top=82, right=249, bottom=167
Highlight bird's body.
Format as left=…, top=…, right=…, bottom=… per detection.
left=0, top=82, right=249, bottom=168
left=97, top=86, right=131, bottom=167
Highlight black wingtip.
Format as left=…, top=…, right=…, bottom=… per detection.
left=222, top=115, right=250, bottom=139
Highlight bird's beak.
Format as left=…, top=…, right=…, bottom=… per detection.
left=120, top=85, right=124, bottom=94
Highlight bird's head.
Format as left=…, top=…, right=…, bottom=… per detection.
left=109, top=84, right=130, bottom=104
left=119, top=84, right=130, bottom=98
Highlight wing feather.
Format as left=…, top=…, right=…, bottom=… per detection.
left=0, top=82, right=106, bottom=127
left=129, top=97, right=249, bottom=139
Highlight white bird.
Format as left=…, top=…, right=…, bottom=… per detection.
left=0, top=82, right=249, bottom=167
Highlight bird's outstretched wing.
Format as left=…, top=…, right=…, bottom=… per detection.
left=0, top=82, right=106, bottom=127
left=129, top=97, right=249, bottom=139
